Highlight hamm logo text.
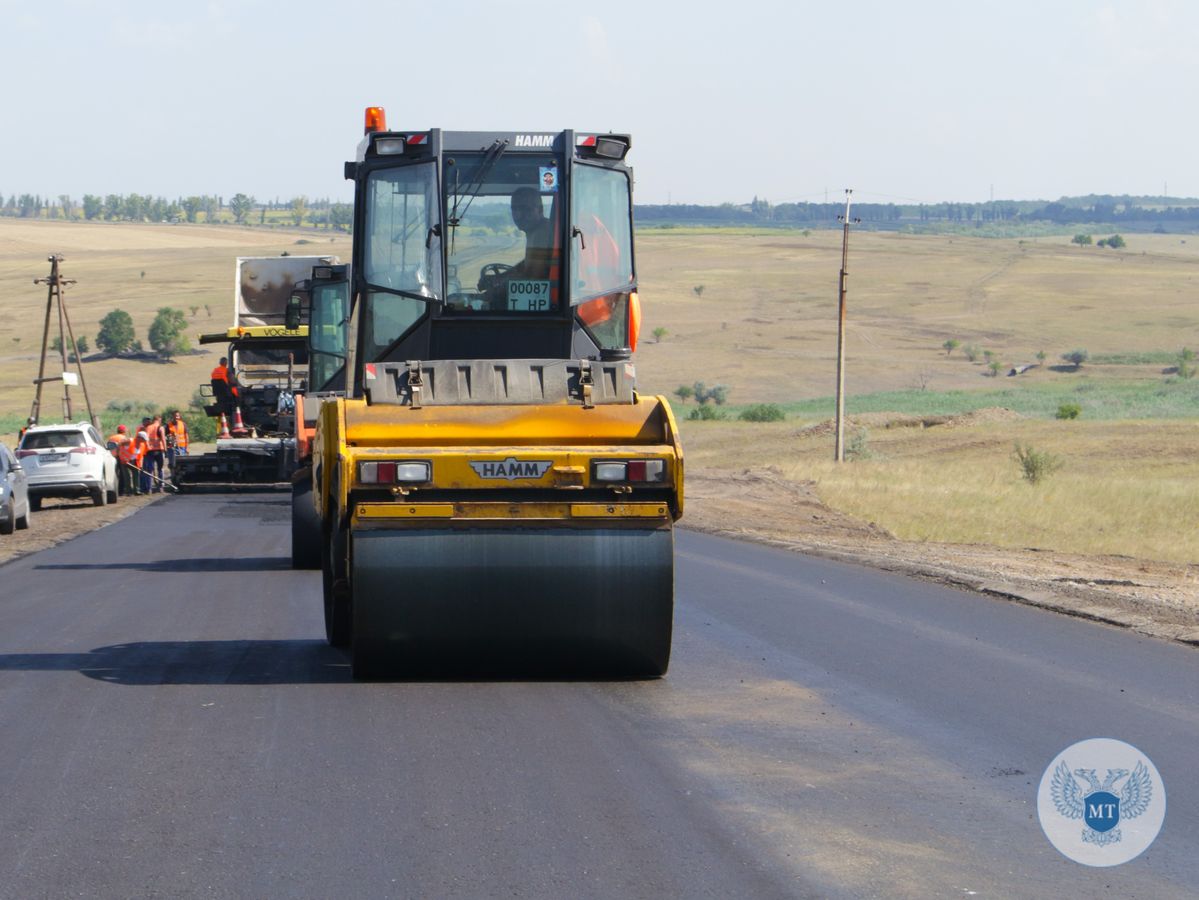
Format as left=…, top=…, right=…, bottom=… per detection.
left=469, top=458, right=553, bottom=480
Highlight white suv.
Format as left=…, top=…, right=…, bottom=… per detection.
left=17, top=423, right=119, bottom=509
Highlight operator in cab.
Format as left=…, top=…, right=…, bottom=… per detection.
left=478, top=187, right=555, bottom=307
left=508, top=187, right=553, bottom=280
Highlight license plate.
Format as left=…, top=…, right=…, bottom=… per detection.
left=507, top=280, right=551, bottom=311
left=43, top=453, right=67, bottom=462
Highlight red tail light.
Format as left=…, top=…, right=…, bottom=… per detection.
left=16, top=449, right=35, bottom=458
left=70, top=446, right=97, bottom=455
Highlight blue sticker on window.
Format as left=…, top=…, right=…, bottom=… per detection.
left=539, top=167, right=558, bottom=193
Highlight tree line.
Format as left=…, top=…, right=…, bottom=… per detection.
left=635, top=194, right=1199, bottom=230
left=0, top=193, right=352, bottom=230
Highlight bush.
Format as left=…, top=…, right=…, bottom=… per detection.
left=1055, top=402, right=1081, bottom=419
left=942, top=339, right=960, bottom=356
left=673, top=385, right=693, bottom=404
left=1013, top=443, right=1062, bottom=484
left=688, top=405, right=727, bottom=421
left=1176, top=347, right=1195, bottom=380
left=1071, top=234, right=1092, bottom=246
left=844, top=428, right=871, bottom=461
left=184, top=408, right=218, bottom=442
left=963, top=344, right=981, bottom=363
left=739, top=404, right=785, bottom=422
left=1061, top=349, right=1089, bottom=368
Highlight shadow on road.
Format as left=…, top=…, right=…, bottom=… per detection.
left=34, top=556, right=294, bottom=573
left=0, top=640, right=351, bottom=685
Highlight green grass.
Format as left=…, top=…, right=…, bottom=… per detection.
left=1089, top=351, right=1182, bottom=365
left=690, top=378, right=1199, bottom=422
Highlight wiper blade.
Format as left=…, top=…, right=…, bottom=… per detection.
left=447, top=139, right=508, bottom=254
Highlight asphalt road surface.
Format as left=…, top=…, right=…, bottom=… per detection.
left=0, top=494, right=1195, bottom=898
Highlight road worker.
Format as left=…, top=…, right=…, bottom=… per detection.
left=105, top=424, right=131, bottom=496
left=143, top=414, right=167, bottom=493
left=116, top=425, right=138, bottom=496
left=211, top=356, right=240, bottom=418
left=133, top=423, right=150, bottom=495
left=166, top=410, right=189, bottom=473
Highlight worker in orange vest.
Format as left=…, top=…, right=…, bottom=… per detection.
left=104, top=425, right=125, bottom=459
left=132, top=424, right=149, bottom=495
left=143, top=414, right=167, bottom=493
left=112, top=425, right=137, bottom=496
left=166, top=410, right=189, bottom=473
left=211, top=356, right=240, bottom=418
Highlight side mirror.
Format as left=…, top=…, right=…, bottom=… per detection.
left=285, top=295, right=303, bottom=331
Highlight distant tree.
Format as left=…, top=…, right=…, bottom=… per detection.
left=202, top=195, right=220, bottom=223
left=58, top=195, right=75, bottom=220
left=104, top=194, right=121, bottom=221
left=692, top=285, right=705, bottom=298
left=182, top=196, right=203, bottom=223
left=188, top=305, right=199, bottom=317
left=96, top=309, right=136, bottom=355
left=50, top=335, right=86, bottom=362
left=122, top=193, right=145, bottom=221
left=1071, top=234, right=1092, bottom=246
left=942, top=338, right=960, bottom=356
left=963, top=344, right=981, bottom=362
left=673, top=385, right=693, bottom=404
left=148, top=307, right=190, bottom=360
left=987, top=360, right=1003, bottom=377
left=1035, top=350, right=1047, bottom=364
left=329, top=202, right=352, bottom=231
left=1061, top=349, right=1089, bottom=368
left=229, top=193, right=255, bottom=224
left=1105, top=234, right=1126, bottom=249
left=652, top=326, right=668, bottom=343
left=82, top=195, right=102, bottom=220
left=290, top=196, right=309, bottom=227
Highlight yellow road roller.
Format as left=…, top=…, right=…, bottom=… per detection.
left=312, top=108, right=683, bottom=678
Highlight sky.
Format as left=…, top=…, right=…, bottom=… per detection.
left=3, top=0, right=1199, bottom=206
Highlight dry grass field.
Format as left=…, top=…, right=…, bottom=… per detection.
left=1, top=219, right=1196, bottom=598
left=632, top=227, right=1199, bottom=401
left=0, top=219, right=351, bottom=424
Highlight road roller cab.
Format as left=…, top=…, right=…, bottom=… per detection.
left=312, top=109, right=683, bottom=678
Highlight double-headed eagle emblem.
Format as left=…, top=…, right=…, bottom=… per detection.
left=1051, top=760, right=1154, bottom=847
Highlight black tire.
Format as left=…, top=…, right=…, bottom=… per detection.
left=0, top=500, right=13, bottom=535
left=106, top=481, right=118, bottom=504
left=291, top=478, right=321, bottom=570
left=29, top=495, right=42, bottom=512
left=16, top=509, right=29, bottom=530
left=321, top=521, right=351, bottom=648
left=92, top=486, right=107, bottom=507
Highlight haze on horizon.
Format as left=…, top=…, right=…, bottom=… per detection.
left=2, top=0, right=1197, bottom=207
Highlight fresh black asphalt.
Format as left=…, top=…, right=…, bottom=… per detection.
left=0, top=495, right=1195, bottom=898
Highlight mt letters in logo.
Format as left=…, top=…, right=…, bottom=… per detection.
left=1037, top=738, right=1165, bottom=866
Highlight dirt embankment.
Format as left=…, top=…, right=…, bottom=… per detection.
left=685, top=461, right=1199, bottom=647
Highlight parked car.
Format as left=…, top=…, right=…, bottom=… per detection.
left=17, top=423, right=118, bottom=509
left=0, top=443, right=31, bottom=534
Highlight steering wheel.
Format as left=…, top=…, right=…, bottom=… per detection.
left=477, top=262, right=513, bottom=295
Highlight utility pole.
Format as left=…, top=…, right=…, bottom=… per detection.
left=29, top=255, right=98, bottom=429
left=834, top=190, right=859, bottom=463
